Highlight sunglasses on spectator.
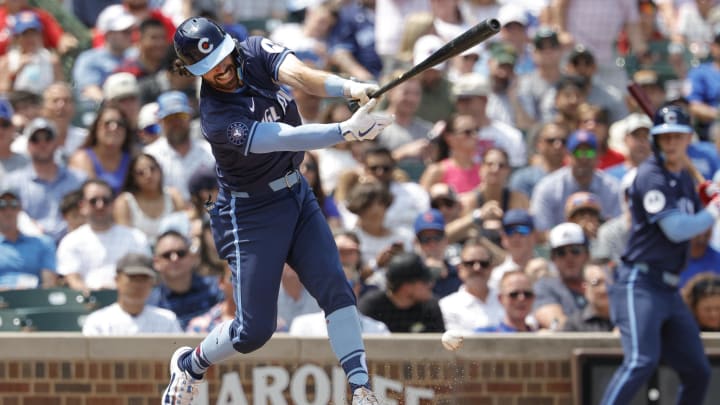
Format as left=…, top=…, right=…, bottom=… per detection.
left=572, top=149, right=597, bottom=159
left=103, top=119, right=127, bottom=130
left=368, top=164, right=393, bottom=174
left=142, top=123, right=161, bottom=135
left=431, top=198, right=457, bottom=209
left=302, top=162, right=317, bottom=172
left=535, top=41, right=560, bottom=51
left=506, top=290, right=535, bottom=299
left=418, top=233, right=444, bottom=244
left=0, top=199, right=20, bottom=209
left=552, top=245, right=586, bottom=258
left=543, top=137, right=566, bottom=145
left=461, top=259, right=492, bottom=269
left=86, top=196, right=112, bottom=207
left=29, top=131, right=54, bottom=144
left=158, top=249, right=189, bottom=260
left=0, top=119, right=12, bottom=129
left=504, top=225, right=532, bottom=236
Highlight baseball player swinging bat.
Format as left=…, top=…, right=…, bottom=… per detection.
left=350, top=18, right=501, bottom=108
left=627, top=82, right=716, bottom=201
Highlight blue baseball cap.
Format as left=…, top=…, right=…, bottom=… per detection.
left=157, top=91, right=193, bottom=119
left=12, top=11, right=42, bottom=35
left=566, top=130, right=598, bottom=152
left=0, top=97, right=14, bottom=121
left=0, top=184, right=20, bottom=199
left=502, top=209, right=534, bottom=230
left=414, top=209, right=445, bottom=235
left=650, top=105, right=692, bottom=135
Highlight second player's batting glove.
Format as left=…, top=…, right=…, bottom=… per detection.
left=340, top=99, right=393, bottom=142
left=343, top=80, right=379, bottom=106
left=698, top=180, right=720, bottom=206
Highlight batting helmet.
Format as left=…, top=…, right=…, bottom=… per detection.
left=173, top=17, right=236, bottom=76
left=650, top=105, right=692, bottom=136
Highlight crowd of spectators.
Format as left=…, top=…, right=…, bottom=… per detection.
left=3, top=0, right=720, bottom=337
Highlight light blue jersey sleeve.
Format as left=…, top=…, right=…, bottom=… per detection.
left=248, top=122, right=344, bottom=153
left=658, top=210, right=715, bottom=242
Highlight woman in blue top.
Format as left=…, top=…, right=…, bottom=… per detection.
left=69, top=104, right=132, bottom=194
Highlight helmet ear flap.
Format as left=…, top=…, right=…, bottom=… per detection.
left=232, top=39, right=245, bottom=83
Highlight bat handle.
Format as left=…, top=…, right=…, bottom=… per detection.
left=347, top=88, right=380, bottom=113
left=348, top=99, right=360, bottom=113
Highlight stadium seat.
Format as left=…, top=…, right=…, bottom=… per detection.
left=0, top=288, right=87, bottom=310
left=86, top=289, right=117, bottom=310
left=11, top=307, right=90, bottom=332
left=0, top=310, right=23, bottom=331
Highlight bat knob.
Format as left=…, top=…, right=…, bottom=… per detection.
left=348, top=99, right=360, bottom=113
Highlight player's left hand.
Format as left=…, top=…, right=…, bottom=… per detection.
left=344, top=80, right=379, bottom=106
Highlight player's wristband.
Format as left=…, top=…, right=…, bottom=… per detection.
left=324, top=75, right=347, bottom=98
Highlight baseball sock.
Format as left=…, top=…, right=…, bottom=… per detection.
left=326, top=305, right=370, bottom=391
left=180, top=320, right=237, bottom=379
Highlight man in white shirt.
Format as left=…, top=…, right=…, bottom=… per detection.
left=57, top=179, right=150, bottom=291
left=439, top=238, right=504, bottom=332
left=338, top=145, right=429, bottom=235
left=144, top=90, right=215, bottom=201
left=82, top=253, right=182, bottom=335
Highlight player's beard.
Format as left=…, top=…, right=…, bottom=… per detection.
left=209, top=64, right=241, bottom=92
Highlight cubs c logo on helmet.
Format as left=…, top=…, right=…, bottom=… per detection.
left=663, top=110, right=677, bottom=124
left=197, top=38, right=214, bottom=54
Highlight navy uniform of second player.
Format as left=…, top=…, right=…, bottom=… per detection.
left=601, top=106, right=715, bottom=404
left=162, top=16, right=393, bottom=405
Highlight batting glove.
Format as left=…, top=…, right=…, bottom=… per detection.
left=340, top=99, right=393, bottom=142
left=343, top=80, right=379, bottom=106
left=698, top=180, right=720, bottom=206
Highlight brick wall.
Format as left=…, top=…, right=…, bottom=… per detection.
left=0, top=334, right=717, bottom=404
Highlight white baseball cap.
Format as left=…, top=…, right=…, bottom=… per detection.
left=624, top=113, right=653, bottom=135
left=452, top=73, right=490, bottom=98
left=96, top=5, right=136, bottom=33
left=413, top=34, right=447, bottom=71
left=138, top=102, right=159, bottom=130
left=103, top=72, right=139, bottom=101
left=549, top=222, right=586, bottom=248
left=497, top=4, right=529, bottom=27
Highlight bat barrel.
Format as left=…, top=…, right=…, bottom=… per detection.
left=369, top=18, right=501, bottom=99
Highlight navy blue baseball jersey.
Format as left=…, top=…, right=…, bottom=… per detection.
left=199, top=36, right=304, bottom=194
left=622, top=155, right=701, bottom=274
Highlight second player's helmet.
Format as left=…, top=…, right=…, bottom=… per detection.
left=174, top=17, right=236, bottom=76
left=650, top=105, right=693, bottom=136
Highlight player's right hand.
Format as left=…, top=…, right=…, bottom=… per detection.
left=698, top=180, right=719, bottom=206
left=343, top=80, right=379, bottom=106
left=340, top=99, right=393, bottom=142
